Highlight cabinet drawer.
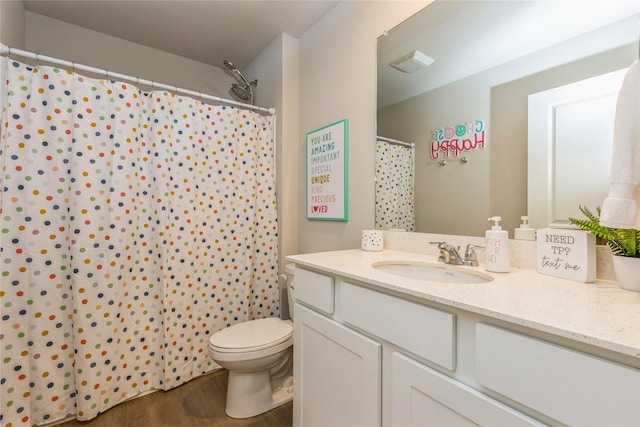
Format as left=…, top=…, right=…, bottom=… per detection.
left=294, top=268, right=334, bottom=315
left=392, top=352, right=544, bottom=426
left=340, top=282, right=456, bottom=370
left=476, top=323, right=640, bottom=426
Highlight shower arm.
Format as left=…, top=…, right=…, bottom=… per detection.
left=232, top=68, right=252, bottom=87
left=224, top=60, right=254, bottom=88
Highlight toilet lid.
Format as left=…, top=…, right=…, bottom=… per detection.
left=209, top=318, right=293, bottom=352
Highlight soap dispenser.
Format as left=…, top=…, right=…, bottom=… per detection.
left=514, top=216, right=536, bottom=241
left=485, top=216, right=510, bottom=273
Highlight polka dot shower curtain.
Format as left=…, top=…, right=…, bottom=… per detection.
left=375, top=139, right=415, bottom=231
left=0, top=60, right=279, bottom=426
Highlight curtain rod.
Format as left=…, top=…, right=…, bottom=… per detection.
left=376, top=136, right=414, bottom=148
left=0, top=43, right=276, bottom=116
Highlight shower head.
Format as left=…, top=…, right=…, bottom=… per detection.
left=223, top=59, right=258, bottom=105
left=231, top=83, right=253, bottom=101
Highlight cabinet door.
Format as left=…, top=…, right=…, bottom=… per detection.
left=391, top=352, right=545, bottom=427
left=294, top=303, right=382, bottom=427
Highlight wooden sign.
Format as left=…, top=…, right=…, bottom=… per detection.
left=536, top=228, right=596, bottom=282
left=306, top=119, right=348, bottom=221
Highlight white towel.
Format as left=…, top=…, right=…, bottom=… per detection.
left=600, top=59, right=640, bottom=229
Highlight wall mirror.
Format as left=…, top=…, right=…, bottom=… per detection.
left=376, top=0, right=639, bottom=237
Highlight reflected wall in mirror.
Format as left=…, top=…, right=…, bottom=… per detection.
left=376, top=0, right=640, bottom=237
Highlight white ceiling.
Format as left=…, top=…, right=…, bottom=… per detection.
left=377, top=0, right=640, bottom=109
left=21, top=0, right=340, bottom=70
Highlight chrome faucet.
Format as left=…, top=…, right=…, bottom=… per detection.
left=431, top=242, right=482, bottom=266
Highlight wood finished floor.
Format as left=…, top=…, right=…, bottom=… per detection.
left=57, top=370, right=293, bottom=427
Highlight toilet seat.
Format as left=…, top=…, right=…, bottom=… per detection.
left=209, top=317, right=293, bottom=354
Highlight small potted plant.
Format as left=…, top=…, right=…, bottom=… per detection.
left=569, top=205, right=640, bottom=292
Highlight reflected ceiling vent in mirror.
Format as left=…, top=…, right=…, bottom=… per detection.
left=389, top=50, right=434, bottom=73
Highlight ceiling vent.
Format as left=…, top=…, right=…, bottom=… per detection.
left=389, top=50, right=434, bottom=73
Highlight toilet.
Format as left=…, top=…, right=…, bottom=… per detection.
left=208, top=267, right=295, bottom=419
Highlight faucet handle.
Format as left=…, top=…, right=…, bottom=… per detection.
left=430, top=241, right=462, bottom=264
left=430, top=241, right=458, bottom=251
left=464, top=244, right=484, bottom=266
left=430, top=241, right=447, bottom=262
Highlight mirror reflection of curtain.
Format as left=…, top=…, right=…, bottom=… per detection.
left=375, top=139, right=415, bottom=231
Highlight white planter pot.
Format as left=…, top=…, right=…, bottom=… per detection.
left=611, top=255, right=640, bottom=292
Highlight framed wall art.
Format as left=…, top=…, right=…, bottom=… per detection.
left=306, top=119, right=348, bottom=221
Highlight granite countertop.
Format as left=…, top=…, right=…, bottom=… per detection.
left=286, top=249, right=640, bottom=360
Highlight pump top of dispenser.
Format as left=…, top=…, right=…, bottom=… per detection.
left=488, top=216, right=503, bottom=230
left=515, top=215, right=536, bottom=241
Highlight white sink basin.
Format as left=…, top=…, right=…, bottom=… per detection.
left=372, top=261, right=493, bottom=284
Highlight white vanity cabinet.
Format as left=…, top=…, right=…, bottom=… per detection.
left=291, top=265, right=640, bottom=427
left=293, top=267, right=541, bottom=426
left=293, top=268, right=382, bottom=427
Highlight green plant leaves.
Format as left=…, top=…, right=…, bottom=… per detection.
left=569, top=206, right=640, bottom=258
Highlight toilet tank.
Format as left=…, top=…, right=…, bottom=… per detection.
left=280, top=264, right=295, bottom=320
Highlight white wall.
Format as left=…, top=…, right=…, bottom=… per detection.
left=297, top=1, right=430, bottom=253
left=24, top=12, right=233, bottom=98
left=0, top=0, right=25, bottom=48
